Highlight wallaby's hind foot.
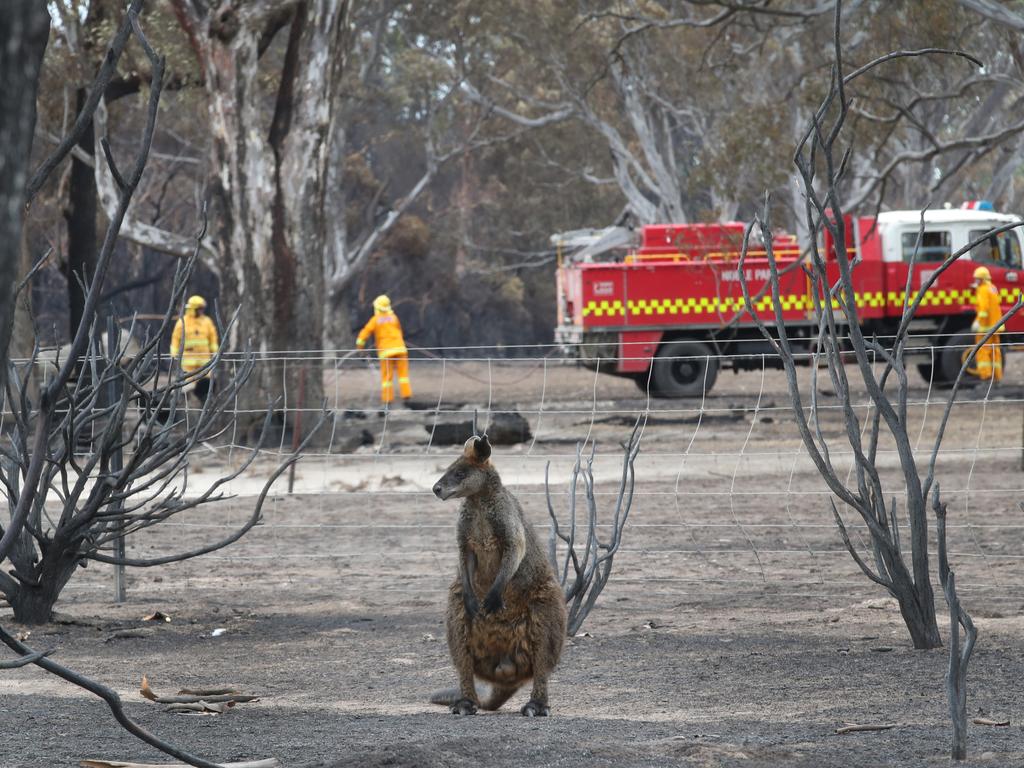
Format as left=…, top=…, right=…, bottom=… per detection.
left=451, top=698, right=477, bottom=715
left=521, top=699, right=549, bottom=717
left=431, top=683, right=519, bottom=712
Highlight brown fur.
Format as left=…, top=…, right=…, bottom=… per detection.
left=430, top=435, right=567, bottom=716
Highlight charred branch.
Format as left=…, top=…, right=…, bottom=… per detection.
left=545, top=419, right=642, bottom=636
left=93, top=88, right=218, bottom=268
left=85, top=406, right=327, bottom=568
left=740, top=0, right=1001, bottom=755
left=0, top=646, right=51, bottom=669
left=0, top=0, right=50, bottom=398
left=24, top=0, right=144, bottom=203
left=0, top=1, right=165, bottom=565
left=734, top=0, right=993, bottom=651
left=935, top=485, right=978, bottom=761
left=0, top=5, right=327, bottom=627
left=0, top=626, right=226, bottom=768
left=0, top=10, right=313, bottom=767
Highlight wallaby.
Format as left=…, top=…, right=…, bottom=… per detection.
left=430, top=434, right=567, bottom=716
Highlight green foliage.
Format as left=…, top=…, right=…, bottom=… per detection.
left=26, top=0, right=1024, bottom=349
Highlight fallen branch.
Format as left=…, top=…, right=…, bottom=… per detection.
left=972, top=717, right=1010, bottom=727
left=0, top=625, right=225, bottom=768
left=834, top=723, right=897, bottom=734
left=105, top=629, right=154, bottom=643
left=79, top=761, right=280, bottom=768
left=164, top=701, right=235, bottom=715
left=177, top=687, right=238, bottom=697
left=141, top=677, right=259, bottom=704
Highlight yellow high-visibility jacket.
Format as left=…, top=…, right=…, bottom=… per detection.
left=975, top=281, right=1004, bottom=332
left=170, top=310, right=219, bottom=372
left=356, top=310, right=407, bottom=358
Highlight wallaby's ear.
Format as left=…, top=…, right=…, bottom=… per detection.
left=473, top=434, right=491, bottom=461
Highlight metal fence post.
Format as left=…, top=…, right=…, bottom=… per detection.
left=287, top=365, right=306, bottom=494
left=106, top=315, right=126, bottom=602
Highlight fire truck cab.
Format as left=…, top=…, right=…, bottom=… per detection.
left=554, top=208, right=1023, bottom=397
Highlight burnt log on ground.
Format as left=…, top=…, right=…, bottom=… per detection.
left=427, top=411, right=532, bottom=445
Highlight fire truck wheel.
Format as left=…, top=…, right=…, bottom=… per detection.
left=915, top=362, right=948, bottom=387
left=633, top=373, right=658, bottom=396
left=937, top=331, right=977, bottom=385
left=650, top=340, right=719, bottom=398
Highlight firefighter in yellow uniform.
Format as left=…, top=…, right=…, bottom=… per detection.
left=170, top=294, right=220, bottom=402
left=968, top=266, right=1003, bottom=382
left=356, top=295, right=412, bottom=406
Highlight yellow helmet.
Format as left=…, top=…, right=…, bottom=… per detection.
left=972, top=266, right=992, bottom=282
left=186, top=294, right=206, bottom=309
left=372, top=294, right=391, bottom=312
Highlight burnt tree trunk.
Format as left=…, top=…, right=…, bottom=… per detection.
left=174, top=0, right=348, bottom=421
left=893, top=581, right=943, bottom=650
left=5, top=545, right=81, bottom=625
left=0, top=2, right=50, bottom=382
left=323, top=122, right=351, bottom=348
left=64, top=88, right=99, bottom=338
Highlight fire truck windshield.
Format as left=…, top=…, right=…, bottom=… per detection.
left=900, top=230, right=951, bottom=262
left=969, top=228, right=1023, bottom=269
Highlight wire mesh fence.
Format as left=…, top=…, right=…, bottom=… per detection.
left=3, top=343, right=1022, bottom=615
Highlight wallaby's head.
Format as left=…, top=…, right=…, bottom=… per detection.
left=432, top=435, right=492, bottom=501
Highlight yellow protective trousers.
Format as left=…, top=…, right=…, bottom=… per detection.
left=972, top=332, right=1003, bottom=382
left=379, top=354, right=412, bottom=404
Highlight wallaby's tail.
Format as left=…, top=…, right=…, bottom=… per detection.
left=429, top=687, right=461, bottom=706
left=429, top=684, right=521, bottom=711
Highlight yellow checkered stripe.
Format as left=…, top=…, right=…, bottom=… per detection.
left=585, top=300, right=627, bottom=317
left=582, top=287, right=1022, bottom=318
left=887, top=287, right=1021, bottom=307
left=886, top=288, right=969, bottom=307
left=582, top=296, right=806, bottom=318
left=582, top=291, right=887, bottom=317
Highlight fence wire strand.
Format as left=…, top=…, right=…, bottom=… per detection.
left=4, top=343, right=1023, bottom=610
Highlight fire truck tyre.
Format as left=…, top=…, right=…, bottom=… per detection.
left=633, top=373, right=659, bottom=396
left=916, top=363, right=946, bottom=386
left=937, top=331, right=977, bottom=385
left=650, top=340, right=719, bottom=398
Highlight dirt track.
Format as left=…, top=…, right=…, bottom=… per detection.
left=2, top=360, right=1024, bottom=767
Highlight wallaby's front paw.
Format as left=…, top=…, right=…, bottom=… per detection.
left=451, top=698, right=478, bottom=716
left=463, top=595, right=480, bottom=619
left=482, top=590, right=503, bottom=615
left=521, top=700, right=549, bottom=717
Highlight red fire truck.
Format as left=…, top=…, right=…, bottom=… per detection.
left=555, top=209, right=1024, bottom=396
